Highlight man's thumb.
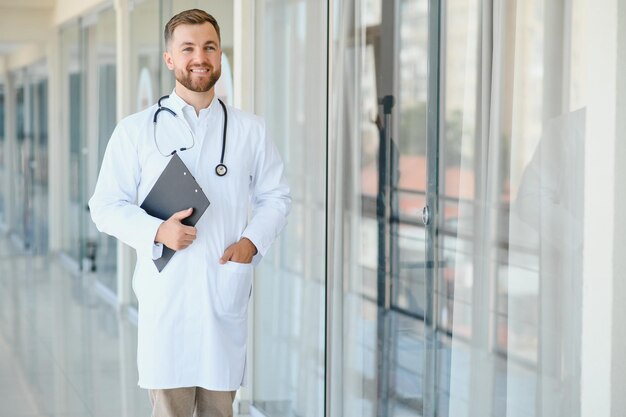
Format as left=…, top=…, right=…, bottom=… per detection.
left=172, top=207, right=193, bottom=221
left=220, top=247, right=233, bottom=264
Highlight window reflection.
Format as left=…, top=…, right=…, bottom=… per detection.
left=332, top=0, right=588, bottom=416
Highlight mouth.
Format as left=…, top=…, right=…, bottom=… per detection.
left=190, top=68, right=210, bottom=74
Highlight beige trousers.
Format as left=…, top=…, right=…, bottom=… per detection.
left=149, top=387, right=237, bottom=417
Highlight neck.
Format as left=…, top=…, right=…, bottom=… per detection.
left=174, top=83, right=214, bottom=115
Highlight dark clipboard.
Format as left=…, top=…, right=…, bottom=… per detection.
left=140, top=153, right=210, bottom=272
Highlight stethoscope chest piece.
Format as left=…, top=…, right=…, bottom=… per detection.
left=215, top=164, right=227, bottom=177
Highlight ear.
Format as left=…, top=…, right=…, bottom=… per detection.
left=163, top=51, right=174, bottom=70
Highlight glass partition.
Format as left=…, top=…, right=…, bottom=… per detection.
left=31, top=67, right=49, bottom=254
left=13, top=73, right=29, bottom=249
left=252, top=1, right=328, bottom=416
left=329, top=0, right=590, bottom=416
left=127, top=0, right=161, bottom=309
left=60, top=22, right=84, bottom=263
left=128, top=0, right=161, bottom=309
left=3, top=65, right=48, bottom=255
left=330, top=1, right=432, bottom=415
left=130, top=0, right=161, bottom=113
left=0, top=84, right=5, bottom=226
left=92, top=6, right=118, bottom=292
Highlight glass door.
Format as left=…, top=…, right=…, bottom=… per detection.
left=30, top=68, right=49, bottom=255
left=332, top=1, right=583, bottom=416
left=10, top=65, right=47, bottom=254
left=0, top=84, right=5, bottom=228
left=60, top=22, right=84, bottom=263
left=13, top=72, right=31, bottom=251
left=331, top=0, right=441, bottom=415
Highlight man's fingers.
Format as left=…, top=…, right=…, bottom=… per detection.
left=181, top=232, right=197, bottom=242
left=181, top=225, right=197, bottom=236
left=171, top=207, right=193, bottom=221
left=180, top=235, right=195, bottom=244
left=173, top=236, right=195, bottom=250
left=220, top=246, right=234, bottom=264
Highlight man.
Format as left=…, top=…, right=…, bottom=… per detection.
left=89, top=9, right=291, bottom=417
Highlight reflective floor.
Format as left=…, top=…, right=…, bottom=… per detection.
left=0, top=238, right=151, bottom=417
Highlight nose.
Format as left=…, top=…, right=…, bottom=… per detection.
left=192, top=48, right=210, bottom=63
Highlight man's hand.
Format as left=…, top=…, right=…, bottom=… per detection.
left=220, top=238, right=258, bottom=264
left=154, top=208, right=197, bottom=251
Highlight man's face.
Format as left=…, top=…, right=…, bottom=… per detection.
left=164, top=22, right=222, bottom=93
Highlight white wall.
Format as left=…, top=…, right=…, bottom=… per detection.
left=581, top=0, right=617, bottom=415
left=53, top=0, right=109, bottom=26
left=611, top=2, right=626, bottom=416
left=6, top=44, right=48, bottom=72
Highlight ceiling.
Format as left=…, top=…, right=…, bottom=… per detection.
left=0, top=0, right=55, bottom=63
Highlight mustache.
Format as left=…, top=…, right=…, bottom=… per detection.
left=187, top=65, right=213, bottom=70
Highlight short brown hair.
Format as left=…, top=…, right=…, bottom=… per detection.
left=164, top=9, right=221, bottom=47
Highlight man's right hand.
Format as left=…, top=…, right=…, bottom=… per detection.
left=154, top=208, right=197, bottom=251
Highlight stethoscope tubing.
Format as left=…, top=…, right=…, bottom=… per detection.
left=153, top=94, right=228, bottom=176
left=216, top=99, right=228, bottom=176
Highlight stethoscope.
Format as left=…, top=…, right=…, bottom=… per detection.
left=152, top=94, right=229, bottom=177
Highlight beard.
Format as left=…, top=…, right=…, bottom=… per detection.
left=175, top=65, right=221, bottom=93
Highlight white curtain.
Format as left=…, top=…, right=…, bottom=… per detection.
left=448, top=1, right=586, bottom=416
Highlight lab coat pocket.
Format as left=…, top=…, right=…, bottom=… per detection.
left=215, top=261, right=253, bottom=318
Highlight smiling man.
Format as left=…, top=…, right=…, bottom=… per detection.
left=164, top=13, right=222, bottom=99
left=88, top=9, right=291, bottom=417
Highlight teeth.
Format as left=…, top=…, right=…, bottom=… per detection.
left=191, top=69, right=208, bottom=73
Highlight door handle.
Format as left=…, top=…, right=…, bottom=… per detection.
left=422, top=205, right=430, bottom=226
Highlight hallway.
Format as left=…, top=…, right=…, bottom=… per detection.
left=0, top=239, right=151, bottom=417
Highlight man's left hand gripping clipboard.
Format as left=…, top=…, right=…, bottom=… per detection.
left=140, top=153, right=210, bottom=272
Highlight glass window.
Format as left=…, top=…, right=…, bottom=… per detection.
left=0, top=83, right=4, bottom=225
left=31, top=65, right=49, bottom=254
left=252, top=1, right=328, bottom=416
left=0, top=84, right=4, bottom=166
left=13, top=74, right=28, bottom=248
left=92, top=6, right=118, bottom=292
left=130, top=0, right=161, bottom=112
left=6, top=65, right=47, bottom=253
left=330, top=0, right=593, bottom=416
left=125, top=0, right=162, bottom=309
left=60, top=22, right=84, bottom=262
left=330, top=1, right=431, bottom=415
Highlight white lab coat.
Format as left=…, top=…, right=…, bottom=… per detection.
left=89, top=91, right=291, bottom=390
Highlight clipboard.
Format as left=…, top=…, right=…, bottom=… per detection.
left=140, top=153, right=210, bottom=272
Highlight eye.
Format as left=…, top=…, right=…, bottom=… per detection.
left=182, top=47, right=192, bottom=52
left=206, top=46, right=216, bottom=51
